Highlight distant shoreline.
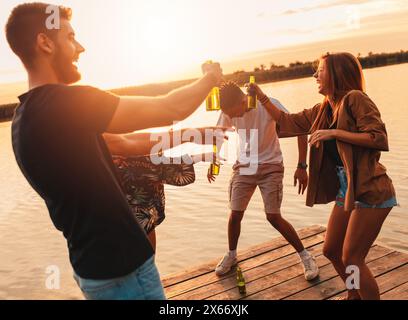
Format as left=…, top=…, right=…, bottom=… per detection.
left=1, top=50, right=407, bottom=122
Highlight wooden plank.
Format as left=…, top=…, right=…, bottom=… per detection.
left=171, top=242, right=324, bottom=300
left=208, top=249, right=333, bottom=300
left=376, top=263, right=408, bottom=295
left=167, top=231, right=325, bottom=299
left=330, top=262, right=408, bottom=300
left=162, top=225, right=325, bottom=288
left=166, top=231, right=325, bottom=299
left=241, top=245, right=392, bottom=300
left=381, top=281, right=408, bottom=300
left=287, top=250, right=408, bottom=300
left=163, top=225, right=325, bottom=288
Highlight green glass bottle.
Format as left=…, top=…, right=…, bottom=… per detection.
left=205, top=60, right=221, bottom=112
left=236, top=267, right=247, bottom=295
left=211, top=143, right=220, bottom=176
left=210, top=163, right=220, bottom=176
left=247, top=76, right=257, bottom=110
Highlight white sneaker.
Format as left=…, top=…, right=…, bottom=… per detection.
left=215, top=253, right=238, bottom=276
left=301, top=255, right=319, bottom=281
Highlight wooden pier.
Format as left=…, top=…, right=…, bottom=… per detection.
left=162, top=225, right=408, bottom=300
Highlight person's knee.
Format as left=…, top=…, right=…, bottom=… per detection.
left=230, top=211, right=244, bottom=224
left=342, top=250, right=365, bottom=268
left=323, top=243, right=342, bottom=262
left=266, top=213, right=282, bottom=226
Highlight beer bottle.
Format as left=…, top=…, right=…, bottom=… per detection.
left=247, top=75, right=257, bottom=110
left=236, top=267, right=247, bottom=295
left=210, top=142, right=220, bottom=176
left=205, top=60, right=221, bottom=111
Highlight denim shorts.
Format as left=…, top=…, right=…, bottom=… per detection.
left=335, top=166, right=398, bottom=209
left=73, top=256, right=166, bottom=300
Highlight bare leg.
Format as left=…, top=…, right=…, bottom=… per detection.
left=228, top=211, right=245, bottom=251
left=147, top=229, right=157, bottom=252
left=266, top=213, right=305, bottom=253
left=342, top=207, right=392, bottom=300
left=323, top=204, right=360, bottom=299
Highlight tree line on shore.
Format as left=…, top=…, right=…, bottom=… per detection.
left=224, top=50, right=408, bottom=86
left=1, top=50, right=408, bottom=121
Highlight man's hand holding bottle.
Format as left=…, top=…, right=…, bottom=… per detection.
left=202, top=61, right=223, bottom=86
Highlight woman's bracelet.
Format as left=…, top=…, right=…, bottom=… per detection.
left=259, top=95, right=269, bottom=106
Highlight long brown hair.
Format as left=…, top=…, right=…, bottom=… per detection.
left=311, top=52, right=366, bottom=132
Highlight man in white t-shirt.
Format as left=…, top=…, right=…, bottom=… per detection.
left=209, top=81, right=319, bottom=280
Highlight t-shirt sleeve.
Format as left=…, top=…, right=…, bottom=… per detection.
left=51, top=85, right=119, bottom=133
left=270, top=97, right=290, bottom=114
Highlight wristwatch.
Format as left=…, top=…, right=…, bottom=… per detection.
left=297, top=162, right=308, bottom=170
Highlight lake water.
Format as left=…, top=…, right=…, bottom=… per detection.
left=0, top=64, right=407, bottom=299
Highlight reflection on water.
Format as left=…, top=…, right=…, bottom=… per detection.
left=0, top=64, right=407, bottom=299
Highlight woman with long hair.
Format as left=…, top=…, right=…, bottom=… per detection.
left=249, top=52, right=398, bottom=300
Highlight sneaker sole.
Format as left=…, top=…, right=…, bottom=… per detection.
left=215, top=262, right=238, bottom=276
left=305, top=271, right=320, bottom=281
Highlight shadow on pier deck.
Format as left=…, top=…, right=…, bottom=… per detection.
left=162, top=225, right=408, bottom=300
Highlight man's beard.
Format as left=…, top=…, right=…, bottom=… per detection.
left=51, top=46, right=81, bottom=85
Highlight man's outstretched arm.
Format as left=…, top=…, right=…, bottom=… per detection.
left=104, top=126, right=231, bottom=157
left=106, top=63, right=222, bottom=134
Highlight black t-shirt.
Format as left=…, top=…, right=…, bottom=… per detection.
left=12, top=84, right=154, bottom=280
left=324, top=139, right=343, bottom=167
left=324, top=105, right=343, bottom=167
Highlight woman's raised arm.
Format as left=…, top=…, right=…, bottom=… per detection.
left=248, top=83, right=321, bottom=137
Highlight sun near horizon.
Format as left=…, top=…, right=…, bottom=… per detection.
left=0, top=0, right=408, bottom=92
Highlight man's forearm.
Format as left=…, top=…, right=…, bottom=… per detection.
left=122, top=130, right=180, bottom=153
left=163, top=73, right=218, bottom=120
left=106, top=71, right=220, bottom=134
left=123, top=128, right=196, bottom=153
left=297, top=135, right=308, bottom=163
left=104, top=133, right=154, bottom=156
left=333, top=129, right=378, bottom=149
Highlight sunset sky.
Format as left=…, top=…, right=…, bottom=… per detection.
left=1, top=0, right=408, bottom=90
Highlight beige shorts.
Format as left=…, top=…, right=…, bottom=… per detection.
left=229, top=162, right=284, bottom=214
